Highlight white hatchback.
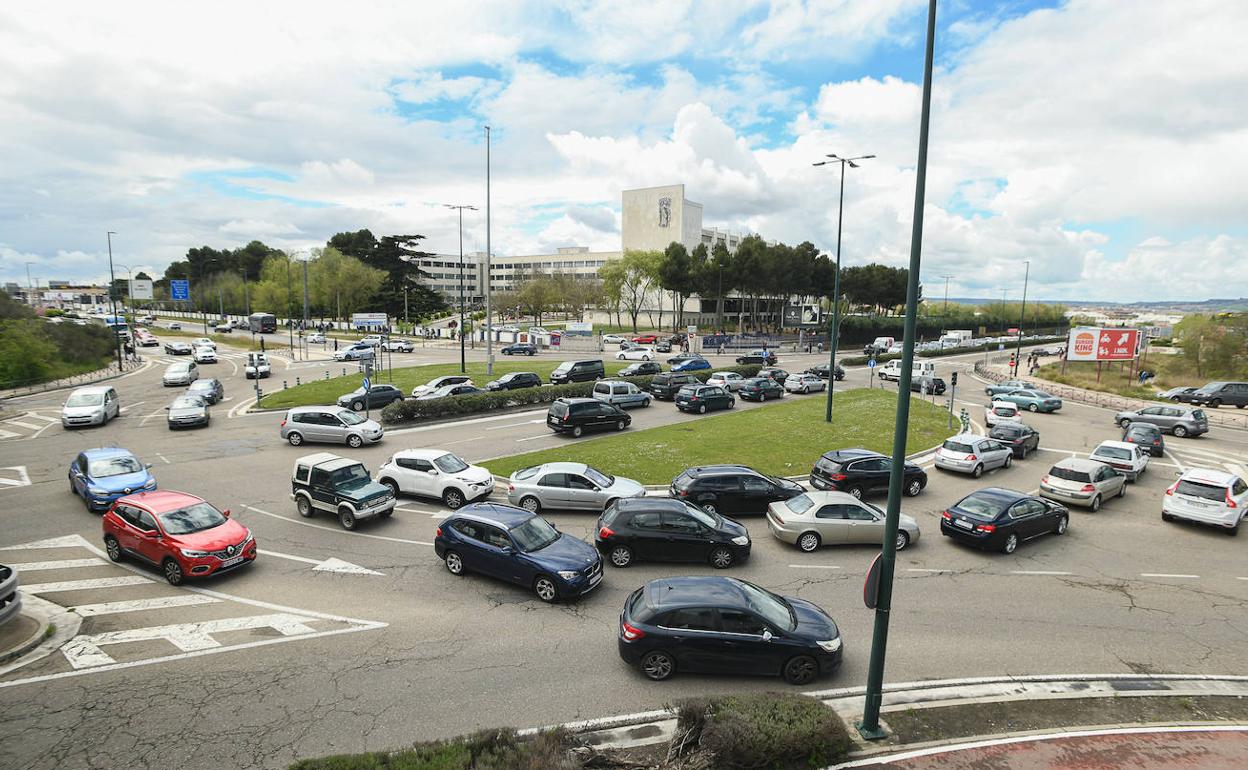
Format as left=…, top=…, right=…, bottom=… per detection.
left=1089, top=440, right=1149, bottom=481
left=985, top=400, right=1022, bottom=427
left=1163, top=469, right=1248, bottom=535
left=707, top=372, right=746, bottom=392
left=616, top=346, right=656, bottom=361
left=192, top=346, right=217, bottom=363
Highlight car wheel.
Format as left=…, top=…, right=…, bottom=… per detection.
left=1117, top=418, right=1132, bottom=428
left=1055, top=514, right=1069, bottom=535
left=802, top=386, right=809, bottom=394
left=1162, top=510, right=1174, bottom=522
left=1089, top=495, right=1101, bottom=512
left=381, top=479, right=399, bottom=497
left=346, top=434, right=364, bottom=449
left=709, top=547, right=734, bottom=569
left=296, top=495, right=315, bottom=518
left=609, top=545, right=633, bottom=567
left=105, top=536, right=123, bottom=563
left=1172, top=426, right=1188, bottom=438
left=351, top=400, right=365, bottom=412
left=759, top=393, right=766, bottom=402
left=443, top=488, right=465, bottom=509
left=905, top=479, right=923, bottom=497
left=797, top=532, right=820, bottom=552
left=697, top=404, right=707, bottom=414
left=616, top=419, right=627, bottom=431
left=895, top=531, right=910, bottom=550
left=1028, top=403, right=1039, bottom=412
left=1003, top=454, right=1013, bottom=469
left=643, top=398, right=651, bottom=407
left=847, top=485, right=864, bottom=500
left=1020, top=445, right=1029, bottom=460
left=782, top=655, right=819, bottom=685
left=520, top=496, right=541, bottom=513
left=641, top=650, right=675, bottom=681
left=1209, top=399, right=1221, bottom=408
left=162, top=558, right=185, bottom=586
left=1118, top=483, right=1126, bottom=498
left=1002, top=532, right=1019, bottom=554
left=642, top=356, right=650, bottom=361
left=727, top=399, right=735, bottom=409
left=972, top=464, right=984, bottom=479
left=338, top=507, right=357, bottom=530
left=533, top=576, right=558, bottom=603
left=445, top=550, right=465, bottom=575
left=701, top=502, right=718, bottom=516
left=571, top=425, right=584, bottom=438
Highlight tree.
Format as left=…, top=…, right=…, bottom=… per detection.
left=658, top=242, right=695, bottom=331
left=0, top=319, right=57, bottom=387
left=327, top=230, right=432, bottom=318
left=604, top=250, right=661, bottom=332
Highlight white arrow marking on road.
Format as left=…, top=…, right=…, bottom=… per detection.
left=0, top=534, right=96, bottom=551
left=256, top=548, right=383, bottom=575
left=0, top=466, right=31, bottom=488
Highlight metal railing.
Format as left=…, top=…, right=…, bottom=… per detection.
left=1, top=358, right=144, bottom=403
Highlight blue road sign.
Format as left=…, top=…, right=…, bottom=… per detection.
left=362, top=377, right=371, bottom=390
left=170, top=280, right=189, bottom=301
left=867, top=358, right=877, bottom=369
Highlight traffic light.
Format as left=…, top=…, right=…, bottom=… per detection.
left=950, top=371, right=958, bottom=386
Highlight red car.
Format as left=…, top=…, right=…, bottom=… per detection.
left=632, top=334, right=659, bottom=344
left=103, top=490, right=256, bottom=585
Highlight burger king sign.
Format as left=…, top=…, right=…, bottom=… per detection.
left=1066, top=326, right=1139, bottom=362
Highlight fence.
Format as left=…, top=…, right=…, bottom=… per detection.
left=1, top=358, right=144, bottom=403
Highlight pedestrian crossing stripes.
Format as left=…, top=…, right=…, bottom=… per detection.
left=0, top=412, right=57, bottom=441
left=61, top=614, right=320, bottom=669
left=71, top=595, right=222, bottom=617
left=23, top=576, right=153, bottom=593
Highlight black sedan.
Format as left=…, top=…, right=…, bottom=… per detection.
left=757, top=367, right=789, bottom=384
left=619, top=361, right=662, bottom=377
left=486, top=372, right=541, bottom=391
left=1122, top=422, right=1165, bottom=456
left=618, top=576, right=843, bottom=685
left=336, top=384, right=406, bottom=412
left=596, top=498, right=750, bottom=569
left=666, top=353, right=706, bottom=366
left=739, top=377, right=784, bottom=402
left=501, top=343, right=537, bottom=356
left=989, top=423, right=1040, bottom=458
left=910, top=376, right=946, bottom=395
left=940, top=488, right=1069, bottom=554
left=163, top=341, right=192, bottom=355
left=736, top=350, right=778, bottom=366
left=805, top=363, right=846, bottom=381
left=187, top=377, right=225, bottom=405
left=655, top=340, right=672, bottom=353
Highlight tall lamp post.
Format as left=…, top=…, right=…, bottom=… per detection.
left=445, top=204, right=478, bottom=374
left=813, top=152, right=874, bottom=423
left=106, top=232, right=123, bottom=371
left=1012, top=260, right=1030, bottom=376
left=114, top=264, right=135, bottom=318
left=484, top=125, right=494, bottom=376
left=941, top=274, right=953, bottom=315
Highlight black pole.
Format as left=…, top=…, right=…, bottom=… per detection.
left=460, top=208, right=466, bottom=374
left=825, top=160, right=845, bottom=423
left=106, top=232, right=123, bottom=371
left=858, top=0, right=937, bottom=740
left=1012, top=260, right=1030, bottom=376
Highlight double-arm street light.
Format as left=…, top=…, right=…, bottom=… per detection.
left=812, top=153, right=874, bottom=423
left=1012, top=259, right=1031, bottom=376
left=445, top=204, right=478, bottom=374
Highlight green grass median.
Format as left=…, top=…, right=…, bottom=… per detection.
left=482, top=388, right=951, bottom=484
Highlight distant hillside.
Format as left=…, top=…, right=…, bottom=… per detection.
left=944, top=297, right=1248, bottom=313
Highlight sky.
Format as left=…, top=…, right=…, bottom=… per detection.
left=1, top=0, right=1245, bottom=303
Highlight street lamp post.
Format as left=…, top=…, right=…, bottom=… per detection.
left=106, top=232, right=123, bottom=371
left=445, top=204, right=478, bottom=374
left=485, top=125, right=494, bottom=377
left=813, top=153, right=874, bottom=423
left=1013, top=260, right=1031, bottom=376
left=942, top=274, right=953, bottom=315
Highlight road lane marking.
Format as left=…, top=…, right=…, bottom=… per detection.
left=9, top=558, right=109, bottom=571
left=119, top=400, right=147, bottom=415
left=1009, top=570, right=1073, bottom=576
left=788, top=565, right=840, bottom=570
left=156, top=453, right=171, bottom=464
left=907, top=568, right=951, bottom=573
left=23, top=576, right=153, bottom=593
left=4, top=420, right=44, bottom=430
left=71, top=595, right=222, bottom=616
left=516, top=434, right=552, bottom=442
left=227, top=395, right=259, bottom=418
left=0, top=466, right=32, bottom=488
left=1163, top=450, right=1186, bottom=473
left=1140, top=573, right=1200, bottom=579
left=385, top=408, right=549, bottom=436
left=0, top=428, right=19, bottom=440
left=486, top=419, right=546, bottom=431
left=239, top=504, right=434, bottom=547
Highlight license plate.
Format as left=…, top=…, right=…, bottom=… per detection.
left=220, top=555, right=245, bottom=568
left=589, top=571, right=602, bottom=585
left=548, top=417, right=557, bottom=424
left=954, top=518, right=974, bottom=530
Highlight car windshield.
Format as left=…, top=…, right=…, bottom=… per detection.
left=338, top=410, right=367, bottom=426
left=88, top=455, right=143, bottom=477
left=683, top=503, right=718, bottom=527
left=787, top=494, right=815, bottom=514
left=171, top=397, right=203, bottom=409
left=1093, top=446, right=1131, bottom=460
left=1175, top=480, right=1227, bottom=502
left=434, top=454, right=469, bottom=473
left=942, top=440, right=974, bottom=453
left=167, top=364, right=188, bottom=373
left=736, top=580, right=796, bottom=632
left=511, top=517, right=560, bottom=552
left=66, top=392, right=104, bottom=407
left=552, top=362, right=572, bottom=374
left=347, top=387, right=366, bottom=396
left=585, top=467, right=613, bottom=487
left=955, top=493, right=1008, bottom=519
left=330, top=464, right=370, bottom=486
left=157, top=502, right=227, bottom=535
left=1050, top=466, right=1091, bottom=482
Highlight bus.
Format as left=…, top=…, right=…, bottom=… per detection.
left=249, top=312, right=278, bottom=333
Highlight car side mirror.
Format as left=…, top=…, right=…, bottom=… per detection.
left=222, top=509, right=231, bottom=518
left=164, top=406, right=170, bottom=411
left=428, top=469, right=439, bottom=475
left=145, top=463, right=153, bottom=469
left=142, top=529, right=160, bottom=539
left=762, top=629, right=773, bottom=642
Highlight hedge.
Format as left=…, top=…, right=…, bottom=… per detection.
left=380, top=365, right=763, bottom=424
left=669, top=693, right=853, bottom=770
left=287, top=728, right=577, bottom=770
left=840, top=334, right=1067, bottom=367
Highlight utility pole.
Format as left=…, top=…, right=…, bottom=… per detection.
left=942, top=274, right=953, bottom=314
left=445, top=204, right=479, bottom=374
left=1013, top=260, right=1030, bottom=376
left=485, top=125, right=494, bottom=376
left=25, top=262, right=35, bottom=309
left=243, top=269, right=251, bottom=315
left=302, top=256, right=310, bottom=332
left=858, top=0, right=937, bottom=741
left=286, top=258, right=295, bottom=357
left=106, top=232, right=123, bottom=371
left=813, top=153, right=874, bottom=423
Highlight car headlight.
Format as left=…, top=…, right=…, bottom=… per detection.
left=817, top=637, right=842, bottom=653
left=88, top=486, right=109, bottom=496
left=143, top=479, right=157, bottom=489
left=731, top=535, right=750, bottom=546
left=180, top=548, right=210, bottom=558
left=557, top=570, right=579, bottom=581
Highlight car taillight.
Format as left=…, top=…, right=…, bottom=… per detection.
left=435, top=527, right=442, bottom=537
left=1152, top=439, right=1161, bottom=445
left=1080, top=484, right=1096, bottom=493
left=677, top=488, right=689, bottom=497
left=975, top=523, right=996, bottom=533
left=280, top=419, right=286, bottom=427
left=1228, top=491, right=1238, bottom=509
left=621, top=622, right=645, bottom=641
left=1165, top=481, right=1178, bottom=496
left=508, top=484, right=515, bottom=492
left=563, top=413, right=569, bottom=422
left=598, top=526, right=615, bottom=539
left=966, top=454, right=977, bottom=461
left=941, top=510, right=952, bottom=521
left=830, top=473, right=847, bottom=481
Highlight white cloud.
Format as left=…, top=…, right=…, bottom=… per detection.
left=741, top=0, right=925, bottom=61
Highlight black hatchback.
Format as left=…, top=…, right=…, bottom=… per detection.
left=650, top=372, right=700, bottom=399
left=596, top=498, right=751, bottom=569
left=674, top=384, right=734, bottom=414
left=805, top=363, right=846, bottom=381
left=547, top=398, right=630, bottom=438
left=486, top=371, right=541, bottom=391
left=501, top=343, right=537, bottom=356
left=809, top=448, right=927, bottom=498
left=739, top=377, right=784, bottom=402
left=940, top=487, right=1069, bottom=554
left=1122, top=422, right=1165, bottom=456
left=618, top=576, right=843, bottom=685
left=670, top=465, right=804, bottom=515
left=619, top=361, right=662, bottom=377
left=989, top=423, right=1041, bottom=458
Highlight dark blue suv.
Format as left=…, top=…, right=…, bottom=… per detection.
left=436, top=502, right=604, bottom=602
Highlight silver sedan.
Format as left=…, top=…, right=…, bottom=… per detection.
left=766, top=491, right=920, bottom=552
left=507, top=462, right=645, bottom=512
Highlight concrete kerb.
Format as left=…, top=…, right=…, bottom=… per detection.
left=0, top=594, right=82, bottom=673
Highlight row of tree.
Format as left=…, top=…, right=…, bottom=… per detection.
left=1174, top=313, right=1248, bottom=379
left=0, top=293, right=115, bottom=388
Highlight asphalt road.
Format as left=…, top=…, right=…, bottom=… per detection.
left=1, top=336, right=1246, bottom=770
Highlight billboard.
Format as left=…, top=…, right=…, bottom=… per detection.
left=129, top=279, right=153, bottom=299
left=352, top=312, right=388, bottom=330
left=1066, top=327, right=1140, bottom=362
left=782, top=304, right=823, bottom=328
left=564, top=321, right=592, bottom=336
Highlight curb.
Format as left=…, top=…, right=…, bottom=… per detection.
left=0, top=594, right=82, bottom=672
left=0, top=614, right=46, bottom=666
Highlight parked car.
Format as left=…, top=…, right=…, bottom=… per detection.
left=546, top=398, right=630, bottom=437
left=333, top=343, right=375, bottom=362
left=416, top=383, right=485, bottom=401
left=739, top=377, right=784, bottom=402
left=596, top=498, right=750, bottom=568
left=984, top=379, right=1036, bottom=397
left=669, top=465, right=804, bottom=515
left=985, top=400, right=1022, bottom=427
left=103, top=490, right=256, bottom=584
left=501, top=342, right=537, bottom=356
left=410, top=375, right=473, bottom=397
left=1113, top=404, right=1208, bottom=438
left=758, top=367, right=791, bottom=384
left=290, top=452, right=395, bottom=530
left=550, top=359, right=605, bottom=384
left=307, top=332, right=326, bottom=344
left=616, top=346, right=657, bottom=362
left=382, top=338, right=415, bottom=353
left=436, top=502, right=604, bottom=602
left=163, top=341, right=192, bottom=355
left=910, top=375, right=946, bottom=395
left=666, top=352, right=705, bottom=366
left=186, top=378, right=224, bottom=405
left=934, top=434, right=1014, bottom=477
left=993, top=388, right=1062, bottom=413
left=1088, top=440, right=1149, bottom=481
left=1188, top=381, right=1248, bottom=409
left=1156, top=386, right=1198, bottom=403
left=486, top=371, right=541, bottom=391
left=988, top=422, right=1040, bottom=459
left=804, top=363, right=845, bottom=381
left=1163, top=468, right=1248, bottom=535
left=654, top=340, right=672, bottom=353
left=337, top=383, right=406, bottom=412
left=671, top=357, right=712, bottom=373
left=166, top=394, right=210, bottom=429
left=784, top=373, right=827, bottom=394
left=602, top=334, right=626, bottom=345
left=736, top=349, right=778, bottom=366
left=617, top=576, right=842, bottom=684
left=192, top=346, right=217, bottom=364
left=61, top=385, right=120, bottom=428
left=1122, top=421, right=1165, bottom=456
left=649, top=372, right=700, bottom=400
left=377, top=449, right=493, bottom=509
left=632, top=334, right=659, bottom=344
left=940, top=488, right=1069, bottom=554
left=767, top=491, right=920, bottom=552
left=593, top=380, right=651, bottom=409
left=244, top=352, right=271, bottom=379
left=162, top=361, right=199, bottom=386
left=280, top=406, right=384, bottom=448
left=675, top=384, right=735, bottom=413
left=527, top=327, right=548, bottom=335
left=1039, top=457, right=1126, bottom=511
left=69, top=448, right=157, bottom=511
left=705, top=371, right=746, bottom=392
left=619, top=361, right=662, bottom=377
left=0, top=564, right=17, bottom=627
left=809, top=448, right=927, bottom=498
left=507, top=462, right=645, bottom=513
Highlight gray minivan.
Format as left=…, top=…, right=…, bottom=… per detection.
left=550, top=359, right=605, bottom=385
left=592, top=380, right=651, bottom=409
left=280, top=406, right=384, bottom=448
left=1113, top=404, right=1208, bottom=438
left=1188, top=382, right=1248, bottom=409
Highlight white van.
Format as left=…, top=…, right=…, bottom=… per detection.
left=877, top=359, right=936, bottom=382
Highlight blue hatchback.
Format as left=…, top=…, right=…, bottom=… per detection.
left=435, top=502, right=604, bottom=602
left=671, top=358, right=712, bottom=373
left=68, top=448, right=157, bottom=512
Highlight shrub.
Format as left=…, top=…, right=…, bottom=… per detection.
left=287, top=728, right=577, bottom=770
left=670, top=693, right=852, bottom=770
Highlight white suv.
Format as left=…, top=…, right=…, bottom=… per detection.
left=376, top=449, right=494, bottom=509
left=1163, top=469, right=1248, bottom=535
